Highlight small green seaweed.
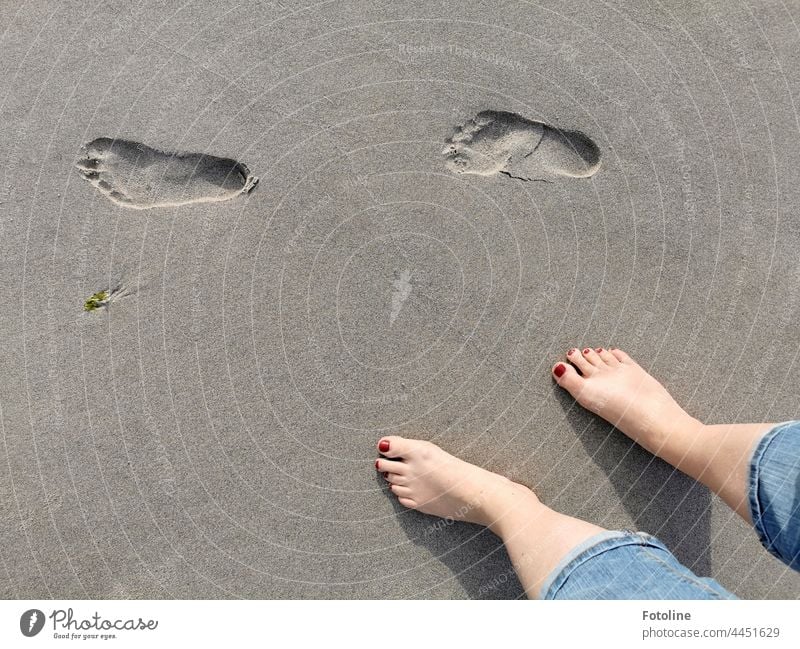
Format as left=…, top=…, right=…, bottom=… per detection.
left=84, top=289, right=110, bottom=312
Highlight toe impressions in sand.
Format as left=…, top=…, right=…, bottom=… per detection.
left=76, top=137, right=258, bottom=209
left=443, top=110, right=601, bottom=181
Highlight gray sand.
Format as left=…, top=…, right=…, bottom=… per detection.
left=1, top=0, right=799, bottom=599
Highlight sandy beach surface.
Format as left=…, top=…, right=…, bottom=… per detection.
left=1, top=0, right=799, bottom=598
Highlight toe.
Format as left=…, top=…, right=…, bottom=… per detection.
left=375, top=458, right=407, bottom=474
left=108, top=190, right=132, bottom=205
left=552, top=362, right=584, bottom=395
left=397, top=497, right=417, bottom=509
left=566, top=347, right=595, bottom=375
left=377, top=435, right=419, bottom=459
left=78, top=169, right=100, bottom=181
left=76, top=158, right=100, bottom=171
left=449, top=127, right=470, bottom=144
left=84, top=170, right=114, bottom=193
left=582, top=347, right=604, bottom=367
left=444, top=152, right=469, bottom=172
left=389, top=484, right=413, bottom=498
left=596, top=348, right=619, bottom=366
left=384, top=473, right=407, bottom=485
left=609, top=347, right=635, bottom=364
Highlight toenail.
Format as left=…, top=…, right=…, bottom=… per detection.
left=554, top=363, right=566, bottom=378
left=383, top=472, right=388, bottom=478
left=375, top=459, right=380, bottom=470
left=567, top=348, right=576, bottom=355
left=583, top=348, right=590, bottom=354
left=378, top=440, right=390, bottom=452
left=595, top=347, right=603, bottom=352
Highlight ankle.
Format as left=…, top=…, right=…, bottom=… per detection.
left=643, top=414, right=705, bottom=469
left=484, top=484, right=550, bottom=537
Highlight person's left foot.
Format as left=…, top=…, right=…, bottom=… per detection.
left=374, top=436, right=538, bottom=531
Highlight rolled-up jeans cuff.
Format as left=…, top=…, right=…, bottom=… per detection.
left=747, top=420, right=798, bottom=566
left=540, top=529, right=666, bottom=600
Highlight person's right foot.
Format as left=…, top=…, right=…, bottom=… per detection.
left=552, top=347, right=703, bottom=450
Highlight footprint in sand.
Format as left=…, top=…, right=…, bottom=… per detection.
left=443, top=110, right=601, bottom=181
left=75, top=138, right=258, bottom=209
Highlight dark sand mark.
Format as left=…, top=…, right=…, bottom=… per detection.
left=443, top=110, right=601, bottom=181
left=76, top=138, right=258, bottom=209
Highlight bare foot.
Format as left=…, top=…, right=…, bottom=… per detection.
left=552, top=347, right=776, bottom=522
left=374, top=437, right=539, bottom=532
left=552, top=347, right=703, bottom=451
left=374, top=435, right=608, bottom=598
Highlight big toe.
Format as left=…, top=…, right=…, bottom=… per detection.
left=444, top=152, right=469, bottom=173
left=377, top=435, right=420, bottom=459
left=84, top=137, right=115, bottom=158
left=552, top=362, right=584, bottom=396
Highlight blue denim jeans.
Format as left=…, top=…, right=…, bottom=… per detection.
left=541, top=420, right=800, bottom=599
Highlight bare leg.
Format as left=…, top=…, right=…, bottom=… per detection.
left=552, top=347, right=775, bottom=521
left=375, top=437, right=604, bottom=598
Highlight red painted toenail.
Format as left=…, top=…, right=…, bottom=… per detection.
left=583, top=348, right=590, bottom=354
left=383, top=472, right=388, bottom=478
left=378, top=440, right=390, bottom=452
left=554, top=363, right=566, bottom=378
left=375, top=459, right=380, bottom=470
left=595, top=347, right=603, bottom=352
left=567, top=348, right=576, bottom=355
